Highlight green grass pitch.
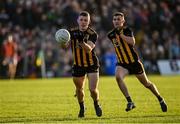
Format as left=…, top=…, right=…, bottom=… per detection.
left=0, top=75, right=180, bottom=123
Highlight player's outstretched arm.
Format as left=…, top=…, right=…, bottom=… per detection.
left=60, top=40, right=70, bottom=49
left=79, top=40, right=95, bottom=52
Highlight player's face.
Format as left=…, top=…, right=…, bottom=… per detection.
left=77, top=15, right=90, bottom=31
left=113, top=15, right=125, bottom=28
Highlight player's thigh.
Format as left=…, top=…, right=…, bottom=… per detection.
left=87, top=72, right=99, bottom=90
left=135, top=72, right=149, bottom=85
left=115, top=66, right=129, bottom=79
left=73, top=76, right=86, bottom=89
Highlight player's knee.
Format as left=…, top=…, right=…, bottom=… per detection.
left=76, top=87, right=84, bottom=93
left=90, top=88, right=97, bottom=94
left=89, top=88, right=96, bottom=93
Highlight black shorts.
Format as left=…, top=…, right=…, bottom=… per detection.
left=72, top=65, right=99, bottom=77
left=116, top=61, right=144, bottom=74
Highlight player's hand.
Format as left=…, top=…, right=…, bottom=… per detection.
left=60, top=41, right=69, bottom=49
left=79, top=37, right=88, bottom=46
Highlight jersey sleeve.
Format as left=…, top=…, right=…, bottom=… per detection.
left=123, top=27, right=134, bottom=37
left=107, top=29, right=114, bottom=40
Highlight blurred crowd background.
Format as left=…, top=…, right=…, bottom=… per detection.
left=0, top=0, right=179, bottom=78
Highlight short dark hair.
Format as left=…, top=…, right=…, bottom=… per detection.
left=113, top=12, right=124, bottom=17
left=79, top=11, right=90, bottom=17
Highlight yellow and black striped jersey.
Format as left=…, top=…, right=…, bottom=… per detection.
left=69, top=27, right=99, bottom=67
left=107, top=27, right=139, bottom=65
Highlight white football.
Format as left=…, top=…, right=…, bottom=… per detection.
left=55, top=29, right=70, bottom=44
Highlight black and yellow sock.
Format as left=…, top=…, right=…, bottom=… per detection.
left=79, top=102, right=84, bottom=109
left=157, top=95, right=163, bottom=102
left=94, top=100, right=99, bottom=106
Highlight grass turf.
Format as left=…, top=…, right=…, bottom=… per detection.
left=0, top=75, right=180, bottom=123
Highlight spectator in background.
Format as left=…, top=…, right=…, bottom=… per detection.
left=0, top=0, right=179, bottom=77
left=2, top=34, right=18, bottom=79
left=170, top=34, right=180, bottom=59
